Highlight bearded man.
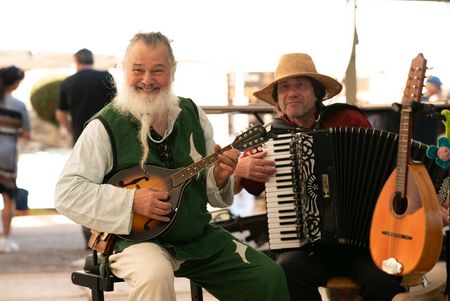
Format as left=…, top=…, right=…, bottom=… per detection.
left=54, top=32, right=289, bottom=301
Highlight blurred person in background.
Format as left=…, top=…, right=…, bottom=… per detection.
left=0, top=66, right=31, bottom=253
left=414, top=76, right=447, bottom=144
left=56, top=48, right=116, bottom=248
left=422, top=76, right=444, bottom=102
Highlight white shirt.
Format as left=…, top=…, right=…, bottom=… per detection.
left=54, top=105, right=234, bottom=235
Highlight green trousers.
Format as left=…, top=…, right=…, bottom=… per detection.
left=175, top=238, right=290, bottom=301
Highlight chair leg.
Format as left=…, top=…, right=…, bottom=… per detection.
left=91, top=288, right=105, bottom=301
left=190, top=280, right=203, bottom=301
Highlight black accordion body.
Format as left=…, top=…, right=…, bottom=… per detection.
left=264, top=127, right=448, bottom=251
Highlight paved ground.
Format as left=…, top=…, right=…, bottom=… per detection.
left=0, top=214, right=87, bottom=274
left=0, top=213, right=447, bottom=301
left=0, top=213, right=217, bottom=301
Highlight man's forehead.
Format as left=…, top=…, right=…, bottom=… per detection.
left=127, top=42, right=170, bottom=66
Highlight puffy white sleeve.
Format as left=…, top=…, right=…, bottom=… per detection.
left=54, top=119, right=134, bottom=234
left=197, top=105, right=234, bottom=208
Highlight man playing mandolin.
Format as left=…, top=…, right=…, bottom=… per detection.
left=54, top=32, right=290, bottom=301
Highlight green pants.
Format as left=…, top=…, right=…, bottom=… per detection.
left=175, top=238, right=290, bottom=301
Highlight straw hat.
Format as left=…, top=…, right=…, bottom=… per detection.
left=253, top=53, right=343, bottom=106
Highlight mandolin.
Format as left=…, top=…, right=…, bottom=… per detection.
left=108, top=124, right=269, bottom=242
left=369, top=53, right=443, bottom=275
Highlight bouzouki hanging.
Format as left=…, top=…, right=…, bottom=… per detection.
left=369, top=53, right=443, bottom=275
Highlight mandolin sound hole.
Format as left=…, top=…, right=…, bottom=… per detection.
left=393, top=193, right=408, bottom=215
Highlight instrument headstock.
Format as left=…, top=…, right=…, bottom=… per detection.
left=232, top=124, right=269, bottom=151
left=401, top=53, right=427, bottom=104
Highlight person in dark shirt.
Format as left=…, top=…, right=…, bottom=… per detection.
left=234, top=53, right=406, bottom=301
left=56, top=48, right=116, bottom=144
left=56, top=48, right=116, bottom=247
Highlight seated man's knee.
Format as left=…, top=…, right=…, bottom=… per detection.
left=137, top=257, right=174, bottom=286
left=110, top=243, right=175, bottom=286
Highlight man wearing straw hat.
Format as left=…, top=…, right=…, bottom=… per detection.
left=234, top=53, right=405, bottom=301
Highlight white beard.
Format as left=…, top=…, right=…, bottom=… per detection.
left=112, top=83, right=180, bottom=168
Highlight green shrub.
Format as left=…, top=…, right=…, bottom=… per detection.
left=30, top=79, right=63, bottom=126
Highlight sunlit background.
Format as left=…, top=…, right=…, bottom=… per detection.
left=1, top=0, right=450, bottom=210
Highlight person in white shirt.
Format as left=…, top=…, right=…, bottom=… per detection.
left=54, top=32, right=289, bottom=301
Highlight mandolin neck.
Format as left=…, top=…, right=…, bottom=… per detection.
left=170, top=144, right=235, bottom=187
left=169, top=123, right=268, bottom=187
left=394, top=53, right=427, bottom=198
left=395, top=106, right=413, bottom=197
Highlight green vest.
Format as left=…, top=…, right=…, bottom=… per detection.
left=92, top=97, right=232, bottom=260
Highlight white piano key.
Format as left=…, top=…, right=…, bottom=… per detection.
left=265, top=187, right=294, bottom=196
left=266, top=192, right=294, bottom=197
left=271, top=166, right=293, bottom=173
left=268, top=225, right=298, bottom=233
left=267, top=217, right=298, bottom=224
left=266, top=197, right=295, bottom=205
left=269, top=232, right=300, bottom=239
left=265, top=138, right=292, bottom=146
left=266, top=204, right=296, bottom=212
left=269, top=240, right=303, bottom=248
left=266, top=203, right=295, bottom=210
left=266, top=155, right=291, bottom=162
left=267, top=212, right=297, bottom=220
left=266, top=179, right=293, bottom=186
left=266, top=199, right=295, bottom=205
left=266, top=203, right=296, bottom=210
left=269, top=241, right=306, bottom=250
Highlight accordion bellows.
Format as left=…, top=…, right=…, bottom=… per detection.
left=264, top=127, right=448, bottom=251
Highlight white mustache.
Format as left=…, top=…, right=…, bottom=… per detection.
left=136, top=82, right=160, bottom=91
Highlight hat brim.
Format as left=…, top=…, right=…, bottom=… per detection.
left=254, top=73, right=343, bottom=107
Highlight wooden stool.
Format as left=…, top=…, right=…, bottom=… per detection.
left=72, top=251, right=204, bottom=301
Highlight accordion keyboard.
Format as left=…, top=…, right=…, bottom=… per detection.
left=264, top=133, right=304, bottom=250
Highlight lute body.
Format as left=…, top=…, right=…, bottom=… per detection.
left=370, top=163, right=442, bottom=274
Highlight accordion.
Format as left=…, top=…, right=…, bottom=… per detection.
left=264, top=127, right=448, bottom=251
